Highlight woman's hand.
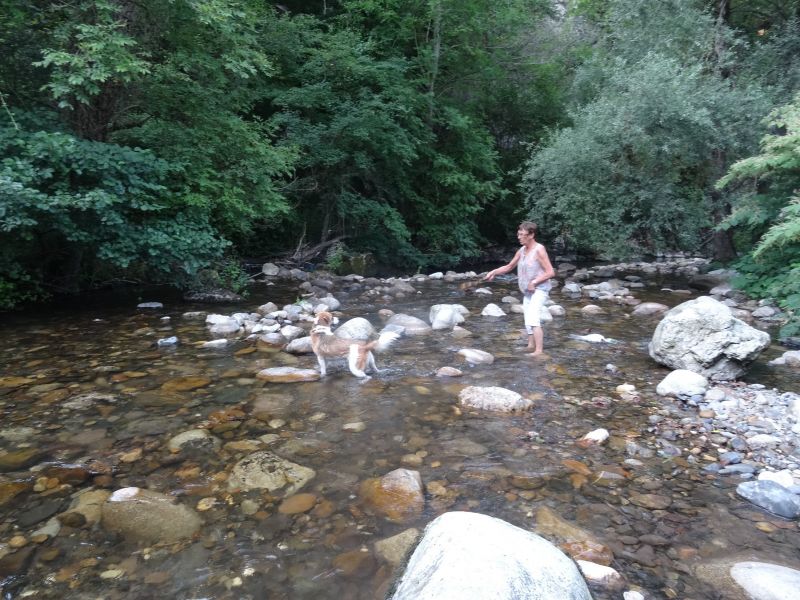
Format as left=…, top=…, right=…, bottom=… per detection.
left=484, top=270, right=495, bottom=281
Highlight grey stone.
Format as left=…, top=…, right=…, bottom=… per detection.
left=736, top=480, right=800, bottom=518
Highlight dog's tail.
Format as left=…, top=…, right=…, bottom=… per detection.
left=368, top=331, right=400, bottom=352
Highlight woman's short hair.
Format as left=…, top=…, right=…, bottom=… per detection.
left=518, top=221, right=538, bottom=236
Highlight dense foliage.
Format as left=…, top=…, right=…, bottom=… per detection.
left=0, top=0, right=798, bottom=319
left=717, top=93, right=800, bottom=335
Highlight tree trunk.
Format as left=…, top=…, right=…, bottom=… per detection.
left=427, top=0, right=443, bottom=122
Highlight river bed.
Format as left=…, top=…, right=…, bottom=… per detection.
left=0, top=270, right=798, bottom=599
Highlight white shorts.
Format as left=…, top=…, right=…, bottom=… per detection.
left=522, top=289, right=548, bottom=333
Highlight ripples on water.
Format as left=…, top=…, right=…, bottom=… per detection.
left=0, top=275, right=798, bottom=599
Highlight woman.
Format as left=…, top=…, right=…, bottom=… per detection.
left=484, top=221, right=555, bottom=355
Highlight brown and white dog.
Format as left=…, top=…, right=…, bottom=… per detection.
left=310, top=311, right=400, bottom=378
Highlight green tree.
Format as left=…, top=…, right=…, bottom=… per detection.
left=523, top=0, right=769, bottom=258
left=717, top=93, right=800, bottom=335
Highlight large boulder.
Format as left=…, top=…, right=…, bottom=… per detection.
left=649, top=296, right=770, bottom=380
left=390, top=511, right=592, bottom=600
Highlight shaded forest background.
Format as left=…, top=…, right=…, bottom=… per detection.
left=1, top=0, right=799, bottom=333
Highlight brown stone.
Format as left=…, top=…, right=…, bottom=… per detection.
left=332, top=549, right=376, bottom=578
left=629, top=492, right=672, bottom=510
left=0, top=449, right=45, bottom=472
left=278, top=493, right=317, bottom=515
left=508, top=475, right=547, bottom=490
left=359, top=469, right=424, bottom=523
left=0, top=377, right=34, bottom=388
left=562, top=459, right=592, bottom=476
left=43, top=465, right=90, bottom=486
left=0, top=480, right=31, bottom=507
left=0, top=547, right=34, bottom=577
left=561, top=540, right=614, bottom=565
left=255, top=368, right=320, bottom=383
left=312, top=499, right=335, bottom=519
left=161, top=376, right=212, bottom=392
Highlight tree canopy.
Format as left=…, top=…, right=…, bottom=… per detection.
left=0, top=0, right=798, bottom=331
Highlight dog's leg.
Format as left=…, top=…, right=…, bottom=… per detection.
left=316, top=354, right=327, bottom=377
left=348, top=345, right=367, bottom=378
left=367, top=351, right=379, bottom=374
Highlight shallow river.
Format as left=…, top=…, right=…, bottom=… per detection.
left=0, top=272, right=798, bottom=600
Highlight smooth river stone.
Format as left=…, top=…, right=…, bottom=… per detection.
left=458, top=386, right=531, bottom=412
left=101, top=487, right=202, bottom=544
left=359, top=468, right=424, bottom=523
left=256, top=368, right=320, bottom=383
left=278, top=493, right=317, bottom=514
left=629, top=492, right=672, bottom=510
left=161, top=376, right=212, bottom=392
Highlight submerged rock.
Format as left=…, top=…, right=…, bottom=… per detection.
left=458, top=386, right=532, bottom=412
left=255, top=367, right=320, bottom=383
left=359, top=468, right=424, bottom=523
left=227, top=451, right=315, bottom=494
left=101, top=487, right=202, bottom=544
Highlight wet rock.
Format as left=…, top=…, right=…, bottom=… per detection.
left=0, top=546, right=35, bottom=578
left=60, top=489, right=111, bottom=527
left=62, top=392, right=118, bottom=411
left=649, top=296, right=770, bottom=380
left=255, top=367, right=320, bottom=383
left=656, top=369, right=709, bottom=398
left=185, top=289, right=242, bottom=303
left=440, top=438, right=488, bottom=457
left=284, top=336, right=313, bottom=354
left=481, top=303, right=506, bottom=317
left=374, top=528, right=420, bottom=566
left=391, top=511, right=592, bottom=600
left=137, top=302, right=163, bottom=309
left=386, top=314, right=431, bottom=335
left=736, top=480, right=800, bottom=518
left=577, top=428, right=609, bottom=447
left=0, top=479, right=31, bottom=507
left=168, top=429, right=221, bottom=452
left=577, top=560, right=624, bottom=590
left=631, top=302, right=669, bottom=317
left=629, top=492, right=671, bottom=510
left=769, top=350, right=800, bottom=366
left=456, top=348, right=494, bottom=365
left=581, top=304, right=605, bottom=316
left=359, top=468, right=424, bottom=523
left=17, top=497, right=67, bottom=528
left=695, top=556, right=800, bottom=600
left=0, top=377, right=35, bottom=388
left=161, top=376, right=212, bottom=392
left=121, top=416, right=172, bottom=437
left=0, top=427, right=36, bottom=443
left=436, top=366, right=463, bottom=377
left=227, top=451, right=315, bottom=494
left=332, top=549, right=376, bottom=578
left=458, top=386, right=532, bottom=412
left=278, top=493, right=317, bottom=514
left=334, top=317, right=375, bottom=340
left=0, top=449, right=46, bottom=472
left=429, top=304, right=466, bottom=330
left=101, top=487, right=202, bottom=544
left=535, top=506, right=612, bottom=565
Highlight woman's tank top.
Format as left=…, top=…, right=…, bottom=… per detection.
left=518, top=244, right=552, bottom=294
